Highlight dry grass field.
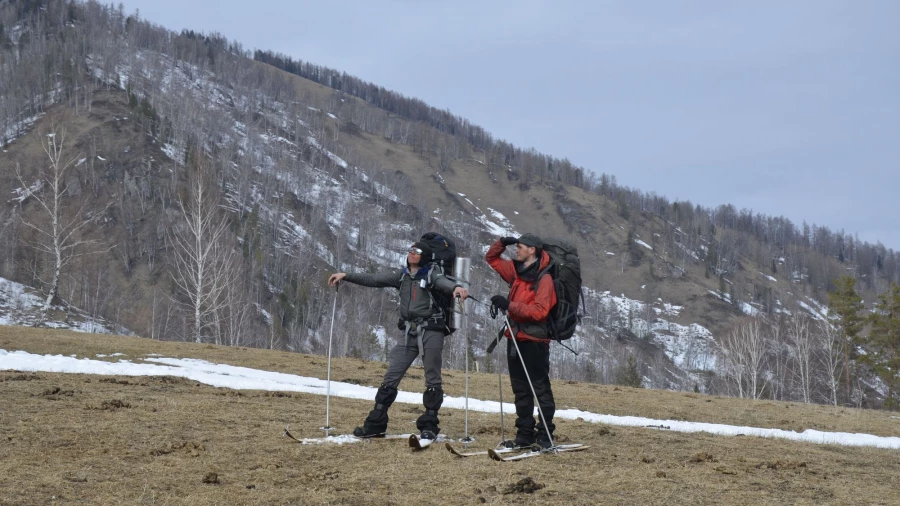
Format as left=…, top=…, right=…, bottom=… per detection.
left=2, top=326, right=900, bottom=505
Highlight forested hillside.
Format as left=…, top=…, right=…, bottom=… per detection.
left=2, top=0, right=898, bottom=409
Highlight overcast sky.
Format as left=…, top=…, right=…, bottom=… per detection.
left=118, top=0, right=900, bottom=250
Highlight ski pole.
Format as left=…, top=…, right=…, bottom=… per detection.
left=453, top=257, right=473, bottom=444
left=458, top=295, right=473, bottom=443
left=322, top=284, right=339, bottom=436
left=502, top=312, right=555, bottom=449
left=497, top=338, right=506, bottom=446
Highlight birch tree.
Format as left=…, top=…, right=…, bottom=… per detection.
left=815, top=319, right=843, bottom=406
left=168, top=156, right=238, bottom=343
left=718, top=318, right=769, bottom=399
left=787, top=314, right=814, bottom=403
left=14, top=127, right=110, bottom=320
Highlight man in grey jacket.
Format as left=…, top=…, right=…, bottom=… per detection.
left=328, top=240, right=468, bottom=440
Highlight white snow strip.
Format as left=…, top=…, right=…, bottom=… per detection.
left=296, top=434, right=361, bottom=445
left=758, top=271, right=778, bottom=283
left=635, top=239, right=653, bottom=250
left=797, top=300, right=829, bottom=323
left=740, top=301, right=760, bottom=316
left=2, top=350, right=899, bottom=450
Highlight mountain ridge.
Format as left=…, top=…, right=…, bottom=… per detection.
left=1, top=0, right=897, bottom=406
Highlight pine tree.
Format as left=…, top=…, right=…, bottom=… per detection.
left=626, top=227, right=643, bottom=266
left=617, top=355, right=643, bottom=388
left=828, top=275, right=864, bottom=404
left=867, top=283, right=900, bottom=410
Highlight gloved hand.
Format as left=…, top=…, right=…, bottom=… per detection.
left=490, top=295, right=510, bottom=311
left=500, top=237, right=518, bottom=246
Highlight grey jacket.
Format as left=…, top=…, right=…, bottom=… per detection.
left=344, top=267, right=460, bottom=323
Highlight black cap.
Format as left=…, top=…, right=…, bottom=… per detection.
left=410, top=241, right=433, bottom=261
left=517, top=233, right=543, bottom=249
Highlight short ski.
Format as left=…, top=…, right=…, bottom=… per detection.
left=445, top=442, right=532, bottom=457
left=408, top=434, right=436, bottom=450
left=283, top=426, right=411, bottom=444
left=488, top=443, right=589, bottom=461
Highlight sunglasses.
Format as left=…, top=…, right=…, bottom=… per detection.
left=408, top=247, right=424, bottom=255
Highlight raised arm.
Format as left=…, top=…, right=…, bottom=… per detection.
left=485, top=237, right=517, bottom=284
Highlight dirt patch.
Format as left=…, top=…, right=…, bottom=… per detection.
left=35, top=386, right=75, bottom=398
left=151, top=376, right=201, bottom=386
left=98, top=378, right=144, bottom=386
left=151, top=441, right=206, bottom=457
left=475, top=425, right=503, bottom=435
left=261, top=391, right=292, bottom=398
left=502, top=477, right=544, bottom=494
left=88, top=399, right=131, bottom=410
left=757, top=460, right=808, bottom=470
left=688, top=452, right=719, bottom=463
left=1, top=373, right=42, bottom=382
left=215, top=391, right=245, bottom=397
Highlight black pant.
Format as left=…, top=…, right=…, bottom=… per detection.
left=507, top=339, right=555, bottom=438
left=362, top=328, right=445, bottom=434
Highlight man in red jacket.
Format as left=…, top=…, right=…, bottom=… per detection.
left=486, top=233, right=557, bottom=448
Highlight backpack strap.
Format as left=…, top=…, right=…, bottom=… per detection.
left=532, top=259, right=554, bottom=291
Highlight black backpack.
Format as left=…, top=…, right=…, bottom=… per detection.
left=534, top=238, right=585, bottom=341
left=419, top=232, right=457, bottom=333
left=419, top=232, right=456, bottom=277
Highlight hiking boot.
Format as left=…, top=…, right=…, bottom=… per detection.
left=353, top=426, right=385, bottom=438
left=354, top=406, right=389, bottom=438
left=420, top=430, right=437, bottom=441
left=536, top=430, right=554, bottom=449
left=514, top=430, right=536, bottom=448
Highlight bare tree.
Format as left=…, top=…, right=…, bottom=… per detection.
left=14, top=127, right=111, bottom=320
left=815, top=319, right=843, bottom=406
left=718, top=317, right=770, bottom=399
left=168, top=157, right=238, bottom=343
left=787, top=314, right=814, bottom=403
left=0, top=208, right=18, bottom=278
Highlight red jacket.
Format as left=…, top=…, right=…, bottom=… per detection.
left=485, top=239, right=557, bottom=342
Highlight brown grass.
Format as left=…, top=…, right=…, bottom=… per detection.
left=2, top=326, right=900, bottom=505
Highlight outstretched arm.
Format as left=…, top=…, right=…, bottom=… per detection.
left=328, top=269, right=403, bottom=289
left=328, top=273, right=346, bottom=286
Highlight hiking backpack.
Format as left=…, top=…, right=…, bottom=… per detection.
left=419, top=232, right=456, bottom=277
left=534, top=238, right=585, bottom=341
left=419, top=232, right=458, bottom=333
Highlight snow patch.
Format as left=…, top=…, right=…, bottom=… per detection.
left=3, top=350, right=898, bottom=450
